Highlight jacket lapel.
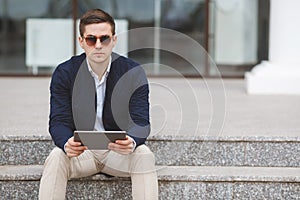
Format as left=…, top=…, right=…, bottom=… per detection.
left=72, top=58, right=96, bottom=130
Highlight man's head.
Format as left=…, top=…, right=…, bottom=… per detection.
left=79, top=9, right=117, bottom=67
left=79, top=9, right=115, bottom=37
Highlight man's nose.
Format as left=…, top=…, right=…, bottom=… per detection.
left=95, top=39, right=102, bottom=48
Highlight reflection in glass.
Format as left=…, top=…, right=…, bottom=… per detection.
left=0, top=0, right=207, bottom=76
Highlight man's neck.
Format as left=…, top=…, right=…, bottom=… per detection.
left=88, top=58, right=110, bottom=80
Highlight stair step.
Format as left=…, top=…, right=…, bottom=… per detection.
left=1, top=135, right=300, bottom=167
left=1, top=165, right=300, bottom=182
left=0, top=165, right=299, bottom=200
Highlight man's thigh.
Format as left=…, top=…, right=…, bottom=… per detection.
left=69, top=150, right=108, bottom=179
left=101, top=145, right=155, bottom=177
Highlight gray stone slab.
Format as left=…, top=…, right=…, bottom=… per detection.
left=157, top=166, right=300, bottom=182
left=233, top=183, right=300, bottom=200
left=0, top=140, right=54, bottom=165
left=0, top=180, right=133, bottom=200
left=148, top=141, right=245, bottom=166
left=0, top=181, right=40, bottom=200
left=245, top=142, right=300, bottom=167
left=1, top=165, right=300, bottom=199
left=159, top=182, right=233, bottom=200
left=2, top=180, right=299, bottom=200
left=1, top=165, right=300, bottom=182
left=1, top=181, right=233, bottom=200
left=67, top=180, right=132, bottom=200
left=1, top=135, right=300, bottom=167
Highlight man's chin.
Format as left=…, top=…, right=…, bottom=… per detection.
left=90, top=55, right=107, bottom=63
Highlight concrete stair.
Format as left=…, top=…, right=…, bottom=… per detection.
left=1, top=135, right=300, bottom=199
left=1, top=135, right=300, bottom=167
left=1, top=165, right=300, bottom=200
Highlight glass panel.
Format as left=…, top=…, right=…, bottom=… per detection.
left=158, top=0, right=207, bottom=76
left=209, top=0, right=260, bottom=76
left=0, top=0, right=270, bottom=77
left=0, top=0, right=71, bottom=75
left=0, top=0, right=207, bottom=76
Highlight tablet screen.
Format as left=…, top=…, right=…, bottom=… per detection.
left=74, top=131, right=126, bottom=149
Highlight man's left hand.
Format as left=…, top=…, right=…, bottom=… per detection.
left=108, top=136, right=134, bottom=155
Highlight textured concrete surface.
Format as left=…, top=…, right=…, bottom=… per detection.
left=1, top=165, right=300, bottom=184
left=2, top=181, right=299, bottom=200
left=1, top=165, right=300, bottom=200
left=0, top=77, right=299, bottom=138
left=1, top=135, right=300, bottom=167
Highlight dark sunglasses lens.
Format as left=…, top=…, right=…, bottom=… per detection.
left=100, top=35, right=111, bottom=45
left=85, top=36, right=97, bottom=46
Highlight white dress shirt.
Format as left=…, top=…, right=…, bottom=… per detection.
left=87, top=58, right=111, bottom=131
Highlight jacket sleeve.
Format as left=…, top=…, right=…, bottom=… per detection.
left=49, top=66, right=75, bottom=151
left=127, top=67, right=150, bottom=147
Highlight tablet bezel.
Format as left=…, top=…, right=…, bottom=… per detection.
left=74, top=130, right=127, bottom=149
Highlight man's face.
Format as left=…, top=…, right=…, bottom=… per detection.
left=79, top=22, right=116, bottom=65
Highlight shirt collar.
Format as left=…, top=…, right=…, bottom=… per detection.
left=86, top=56, right=112, bottom=80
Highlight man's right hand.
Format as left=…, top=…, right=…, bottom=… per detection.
left=64, top=136, right=88, bottom=158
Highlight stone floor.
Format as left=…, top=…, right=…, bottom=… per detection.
left=0, top=77, right=299, bottom=139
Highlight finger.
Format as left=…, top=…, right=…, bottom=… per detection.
left=65, top=142, right=87, bottom=152
left=66, top=144, right=87, bottom=152
left=68, top=138, right=82, bottom=146
left=66, top=140, right=87, bottom=150
left=70, top=145, right=87, bottom=151
left=109, top=142, right=132, bottom=150
left=66, top=147, right=84, bottom=155
left=109, top=146, right=131, bottom=155
left=115, top=138, right=132, bottom=145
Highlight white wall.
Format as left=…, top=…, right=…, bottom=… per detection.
left=214, top=0, right=258, bottom=65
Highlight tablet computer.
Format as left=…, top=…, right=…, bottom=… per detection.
left=74, top=130, right=126, bottom=149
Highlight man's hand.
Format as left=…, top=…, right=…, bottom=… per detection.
left=65, top=136, right=88, bottom=158
left=108, top=136, right=134, bottom=155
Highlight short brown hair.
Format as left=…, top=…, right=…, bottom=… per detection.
left=79, top=9, right=115, bottom=36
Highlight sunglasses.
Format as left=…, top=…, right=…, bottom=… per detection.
left=83, top=35, right=112, bottom=46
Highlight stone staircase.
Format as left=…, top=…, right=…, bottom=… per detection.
left=1, top=134, right=300, bottom=199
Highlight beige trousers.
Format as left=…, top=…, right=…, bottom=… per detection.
left=39, top=145, right=158, bottom=200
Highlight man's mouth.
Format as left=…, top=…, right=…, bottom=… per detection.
left=94, top=52, right=104, bottom=56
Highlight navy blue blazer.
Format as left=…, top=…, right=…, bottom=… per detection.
left=49, top=52, right=150, bottom=151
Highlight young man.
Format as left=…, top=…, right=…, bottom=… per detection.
left=39, top=9, right=158, bottom=200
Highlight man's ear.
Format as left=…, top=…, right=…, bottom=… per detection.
left=112, top=35, right=117, bottom=47
left=78, top=36, right=84, bottom=48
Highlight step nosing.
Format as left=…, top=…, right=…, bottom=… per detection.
left=0, top=135, right=51, bottom=141
left=1, top=165, right=299, bottom=182
left=1, top=135, right=300, bottom=142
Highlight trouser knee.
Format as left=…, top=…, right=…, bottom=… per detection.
left=43, top=147, right=70, bottom=176
left=130, top=145, right=156, bottom=174
left=45, top=147, right=68, bottom=163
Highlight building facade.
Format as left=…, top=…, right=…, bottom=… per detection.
left=0, top=0, right=270, bottom=78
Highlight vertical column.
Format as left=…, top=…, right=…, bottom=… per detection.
left=0, top=0, right=9, bottom=55
left=245, top=0, right=300, bottom=94
left=154, top=0, right=161, bottom=75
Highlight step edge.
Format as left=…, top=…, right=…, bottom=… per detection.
left=1, top=135, right=300, bottom=142
left=1, top=165, right=300, bottom=183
